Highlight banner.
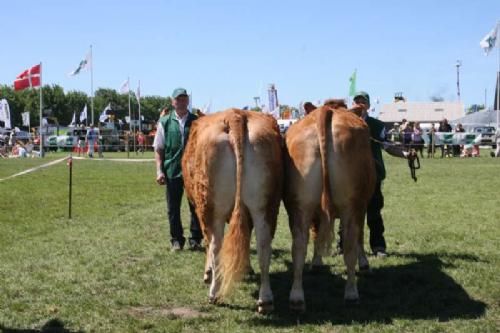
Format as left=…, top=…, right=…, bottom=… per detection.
left=421, top=132, right=483, bottom=145
left=268, top=84, right=278, bottom=113
left=22, top=112, right=30, bottom=127
left=0, top=99, right=12, bottom=129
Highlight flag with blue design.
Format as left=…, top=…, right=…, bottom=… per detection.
left=69, top=51, right=91, bottom=76
left=480, top=22, right=499, bottom=55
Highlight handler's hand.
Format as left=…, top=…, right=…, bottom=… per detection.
left=404, top=149, right=417, bottom=160
left=156, top=173, right=166, bottom=185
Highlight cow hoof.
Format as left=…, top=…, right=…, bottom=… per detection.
left=257, top=300, right=274, bottom=314
left=358, top=265, right=371, bottom=274
left=344, top=297, right=360, bottom=306
left=310, top=265, right=328, bottom=275
left=289, top=300, right=306, bottom=313
left=203, top=270, right=212, bottom=284
left=208, top=296, right=219, bottom=304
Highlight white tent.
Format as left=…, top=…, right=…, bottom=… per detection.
left=449, top=110, right=499, bottom=131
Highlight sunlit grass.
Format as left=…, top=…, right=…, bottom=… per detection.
left=0, top=152, right=498, bottom=332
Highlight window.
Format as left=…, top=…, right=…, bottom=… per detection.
left=398, top=109, right=407, bottom=112
left=434, top=108, right=444, bottom=112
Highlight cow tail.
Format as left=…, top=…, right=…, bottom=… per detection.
left=315, top=107, right=334, bottom=256
left=218, top=110, right=251, bottom=298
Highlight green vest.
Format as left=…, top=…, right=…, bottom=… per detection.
left=365, top=116, right=386, bottom=181
left=159, top=111, right=198, bottom=179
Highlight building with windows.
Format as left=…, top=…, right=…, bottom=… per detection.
left=378, top=102, right=464, bottom=127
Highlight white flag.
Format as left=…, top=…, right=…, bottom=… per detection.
left=22, top=112, right=30, bottom=127
left=270, top=106, right=280, bottom=119
left=69, top=50, right=92, bottom=76
left=70, top=112, right=76, bottom=126
left=120, top=79, right=130, bottom=94
left=480, top=23, right=499, bottom=55
left=99, top=103, right=112, bottom=122
left=125, top=116, right=130, bottom=123
left=135, top=82, right=141, bottom=102
left=202, top=100, right=212, bottom=114
left=0, top=99, right=11, bottom=129
left=80, top=104, right=87, bottom=123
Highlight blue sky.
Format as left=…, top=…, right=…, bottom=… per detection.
left=1, top=1, right=499, bottom=112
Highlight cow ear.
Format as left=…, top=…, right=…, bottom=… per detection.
left=349, top=106, right=364, bottom=117
left=304, top=102, right=317, bottom=115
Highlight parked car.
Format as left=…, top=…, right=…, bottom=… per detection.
left=472, top=126, right=496, bottom=148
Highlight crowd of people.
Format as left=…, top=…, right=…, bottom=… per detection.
left=386, top=118, right=496, bottom=158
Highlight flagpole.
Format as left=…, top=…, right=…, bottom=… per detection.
left=138, top=80, right=142, bottom=132
left=127, top=77, right=135, bottom=154
left=39, top=62, right=44, bottom=158
left=496, top=41, right=499, bottom=129
left=90, top=45, right=94, bottom=125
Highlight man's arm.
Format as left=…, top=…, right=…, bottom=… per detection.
left=153, top=121, right=166, bottom=185
left=383, top=142, right=410, bottom=158
left=155, top=148, right=165, bottom=185
left=376, top=126, right=413, bottom=159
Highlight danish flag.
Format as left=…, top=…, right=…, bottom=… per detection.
left=14, top=64, right=41, bottom=91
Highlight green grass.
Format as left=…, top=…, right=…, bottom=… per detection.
left=0, top=152, right=499, bottom=332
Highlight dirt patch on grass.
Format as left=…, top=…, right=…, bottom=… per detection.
left=128, top=306, right=208, bottom=319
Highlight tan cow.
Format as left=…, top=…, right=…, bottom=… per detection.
left=182, top=109, right=283, bottom=314
left=283, top=100, right=376, bottom=312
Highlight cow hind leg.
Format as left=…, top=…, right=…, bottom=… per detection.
left=252, top=211, right=274, bottom=314
left=341, top=209, right=363, bottom=303
left=203, top=232, right=213, bottom=284
left=289, top=209, right=312, bottom=312
left=311, top=212, right=334, bottom=272
left=208, top=221, right=225, bottom=304
left=357, top=219, right=370, bottom=273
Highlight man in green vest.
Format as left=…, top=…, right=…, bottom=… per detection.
left=154, top=87, right=202, bottom=251
left=338, top=91, right=413, bottom=257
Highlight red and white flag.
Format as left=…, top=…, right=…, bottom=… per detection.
left=14, top=64, right=41, bottom=91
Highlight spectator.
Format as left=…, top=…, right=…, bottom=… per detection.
left=427, top=123, right=436, bottom=158
left=491, top=128, right=500, bottom=158
left=78, top=126, right=86, bottom=157
left=402, top=121, right=413, bottom=150
left=86, top=124, right=97, bottom=158
left=453, top=123, right=465, bottom=157
left=438, top=118, right=452, bottom=158
left=388, top=123, right=401, bottom=143
left=412, top=122, right=424, bottom=158
left=137, top=132, right=145, bottom=154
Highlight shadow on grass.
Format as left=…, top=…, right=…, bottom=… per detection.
left=0, top=319, right=83, bottom=333
left=247, top=251, right=486, bottom=327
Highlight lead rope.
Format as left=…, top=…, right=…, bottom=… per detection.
left=371, top=137, right=420, bottom=182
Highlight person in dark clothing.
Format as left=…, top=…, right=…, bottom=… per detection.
left=153, top=88, right=203, bottom=252
left=338, top=91, right=414, bottom=257
left=438, top=118, right=453, bottom=158
left=453, top=123, right=465, bottom=156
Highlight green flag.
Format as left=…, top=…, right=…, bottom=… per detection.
left=349, top=70, right=357, bottom=96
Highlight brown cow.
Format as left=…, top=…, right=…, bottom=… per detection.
left=283, top=100, right=376, bottom=312
left=182, top=109, right=283, bottom=314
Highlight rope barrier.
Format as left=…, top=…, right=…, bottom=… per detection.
left=0, top=156, right=154, bottom=182
left=0, top=157, right=69, bottom=182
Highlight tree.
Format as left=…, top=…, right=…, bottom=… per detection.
left=466, top=104, right=485, bottom=114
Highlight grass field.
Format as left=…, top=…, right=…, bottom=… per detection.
left=0, top=151, right=499, bottom=333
